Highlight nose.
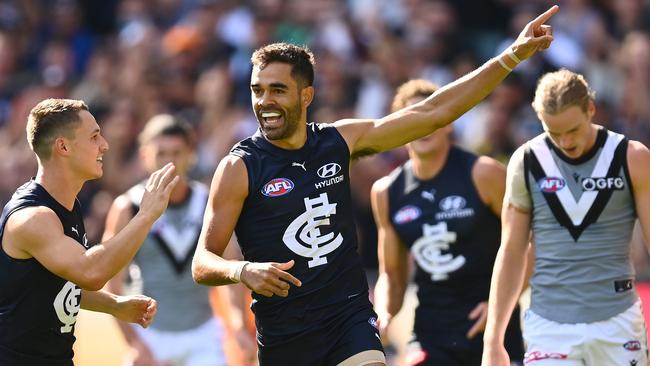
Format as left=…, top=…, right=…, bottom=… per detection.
left=100, top=135, right=109, bottom=152
left=559, top=135, right=573, bottom=149
left=256, top=90, right=275, bottom=108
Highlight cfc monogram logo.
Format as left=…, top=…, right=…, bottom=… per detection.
left=53, top=281, right=81, bottom=333
left=283, top=193, right=343, bottom=267
left=411, top=222, right=465, bottom=281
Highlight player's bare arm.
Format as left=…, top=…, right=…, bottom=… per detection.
left=335, top=6, right=558, bottom=158
left=628, top=140, right=650, bottom=248
left=465, top=157, right=506, bottom=340
left=2, top=163, right=178, bottom=291
left=371, top=176, right=409, bottom=334
left=472, top=156, right=507, bottom=217
left=192, top=155, right=302, bottom=297
left=102, top=195, right=163, bottom=365
left=482, top=205, right=532, bottom=366
left=80, top=289, right=157, bottom=328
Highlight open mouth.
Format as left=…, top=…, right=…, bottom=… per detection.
left=261, top=111, right=283, bottom=127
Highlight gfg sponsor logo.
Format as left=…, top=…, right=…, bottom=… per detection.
left=262, top=178, right=294, bottom=197
left=581, top=176, right=624, bottom=191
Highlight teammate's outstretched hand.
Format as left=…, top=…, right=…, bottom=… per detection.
left=138, top=163, right=180, bottom=222
left=240, top=260, right=302, bottom=297
left=510, top=5, right=559, bottom=61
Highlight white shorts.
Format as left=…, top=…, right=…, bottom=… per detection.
left=132, top=317, right=227, bottom=366
left=523, top=301, right=648, bottom=365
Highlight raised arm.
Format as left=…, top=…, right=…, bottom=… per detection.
left=335, top=6, right=558, bottom=158
left=191, top=155, right=302, bottom=297
left=2, top=163, right=178, bottom=291
left=371, top=176, right=410, bottom=334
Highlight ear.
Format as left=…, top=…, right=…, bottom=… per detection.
left=54, top=137, right=69, bottom=156
left=587, top=100, right=596, bottom=119
left=301, top=86, right=314, bottom=108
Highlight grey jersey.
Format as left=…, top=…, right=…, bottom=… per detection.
left=127, top=181, right=213, bottom=331
left=512, top=128, right=637, bottom=323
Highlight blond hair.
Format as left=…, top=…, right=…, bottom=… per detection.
left=26, top=98, right=88, bottom=160
left=391, top=79, right=439, bottom=113
left=532, top=69, right=594, bottom=115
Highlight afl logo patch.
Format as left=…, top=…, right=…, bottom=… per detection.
left=623, top=340, right=641, bottom=351
left=394, top=205, right=421, bottom=224
left=262, top=178, right=294, bottom=197
left=538, top=177, right=566, bottom=193
left=317, top=163, right=341, bottom=178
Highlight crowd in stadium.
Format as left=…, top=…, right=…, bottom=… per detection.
left=1, top=0, right=650, bottom=365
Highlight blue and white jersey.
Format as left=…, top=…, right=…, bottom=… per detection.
left=0, top=180, right=90, bottom=365
left=231, top=123, right=369, bottom=346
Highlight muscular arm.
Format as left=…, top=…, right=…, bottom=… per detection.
left=192, top=155, right=250, bottom=286
left=192, top=155, right=302, bottom=297
left=371, top=177, right=409, bottom=330
left=2, top=164, right=178, bottom=291
left=628, top=141, right=650, bottom=251
left=335, top=6, right=558, bottom=158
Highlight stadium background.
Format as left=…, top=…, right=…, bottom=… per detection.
left=1, top=0, right=650, bottom=365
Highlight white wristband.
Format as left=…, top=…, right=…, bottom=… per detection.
left=497, top=57, right=512, bottom=72
left=230, top=261, right=250, bottom=283
left=507, top=49, right=521, bottom=64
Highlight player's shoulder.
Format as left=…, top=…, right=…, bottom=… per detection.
left=5, top=205, right=61, bottom=239
left=471, top=155, right=506, bottom=187
left=626, top=139, right=650, bottom=168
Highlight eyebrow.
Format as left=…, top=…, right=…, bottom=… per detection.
left=250, top=82, right=289, bottom=90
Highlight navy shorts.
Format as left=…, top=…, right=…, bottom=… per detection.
left=407, top=307, right=524, bottom=366
left=258, top=299, right=384, bottom=366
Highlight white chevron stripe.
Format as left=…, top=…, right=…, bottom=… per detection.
left=530, top=131, right=623, bottom=226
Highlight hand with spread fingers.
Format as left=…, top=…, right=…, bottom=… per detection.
left=137, top=162, right=180, bottom=222
left=509, top=5, right=559, bottom=62
left=240, top=260, right=302, bottom=298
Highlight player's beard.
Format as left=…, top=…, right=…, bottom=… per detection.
left=258, top=98, right=303, bottom=141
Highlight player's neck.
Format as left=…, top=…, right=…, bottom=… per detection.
left=169, top=178, right=190, bottom=205
left=35, top=166, right=83, bottom=211
left=264, top=124, right=307, bottom=150
left=410, top=145, right=450, bottom=181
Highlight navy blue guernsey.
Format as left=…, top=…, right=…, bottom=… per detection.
left=387, top=148, right=505, bottom=345
left=231, top=123, right=369, bottom=345
left=0, top=180, right=89, bottom=365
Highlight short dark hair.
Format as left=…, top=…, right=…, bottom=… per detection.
left=26, top=98, right=88, bottom=160
left=391, top=79, right=439, bottom=112
left=251, top=42, right=315, bottom=87
left=138, top=114, right=195, bottom=147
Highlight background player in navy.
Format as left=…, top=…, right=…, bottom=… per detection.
left=0, top=98, right=178, bottom=365
left=372, top=79, right=524, bottom=366
left=192, top=6, right=557, bottom=366
left=483, top=69, right=650, bottom=366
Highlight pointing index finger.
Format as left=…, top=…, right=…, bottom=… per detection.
left=531, top=5, right=559, bottom=26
